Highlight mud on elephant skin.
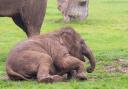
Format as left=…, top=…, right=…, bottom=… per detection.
left=6, top=27, right=96, bottom=83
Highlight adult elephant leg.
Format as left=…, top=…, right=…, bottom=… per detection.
left=12, top=14, right=28, bottom=36
left=12, top=13, right=40, bottom=37
left=20, top=0, right=47, bottom=37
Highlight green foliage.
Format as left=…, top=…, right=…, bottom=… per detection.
left=0, top=0, right=128, bottom=89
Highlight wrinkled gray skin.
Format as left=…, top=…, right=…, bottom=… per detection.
left=57, top=0, right=89, bottom=22
left=6, top=27, right=96, bottom=83
left=0, top=0, right=47, bottom=37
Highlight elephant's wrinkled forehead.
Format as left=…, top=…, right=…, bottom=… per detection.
left=59, top=27, right=81, bottom=38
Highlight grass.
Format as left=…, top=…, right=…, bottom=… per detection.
left=0, top=0, right=128, bottom=89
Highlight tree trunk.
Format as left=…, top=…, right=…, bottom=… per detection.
left=57, top=0, right=89, bottom=22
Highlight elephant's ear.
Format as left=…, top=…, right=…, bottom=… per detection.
left=59, top=27, right=77, bottom=46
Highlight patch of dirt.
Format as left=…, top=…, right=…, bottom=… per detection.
left=105, top=65, right=118, bottom=73
left=105, top=59, right=128, bottom=74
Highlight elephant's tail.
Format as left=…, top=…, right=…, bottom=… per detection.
left=6, top=66, right=30, bottom=81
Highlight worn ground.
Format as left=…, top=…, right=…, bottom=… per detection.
left=0, top=0, right=128, bottom=89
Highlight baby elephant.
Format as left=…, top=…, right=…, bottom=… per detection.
left=6, top=27, right=96, bottom=83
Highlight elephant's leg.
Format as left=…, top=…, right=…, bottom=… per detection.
left=67, top=70, right=77, bottom=79
left=12, top=14, right=28, bottom=35
left=19, top=0, right=47, bottom=37
left=56, top=55, right=87, bottom=80
left=37, top=54, right=65, bottom=83
left=51, top=75, right=65, bottom=82
left=37, top=53, right=53, bottom=83
left=38, top=68, right=65, bottom=83
left=12, top=13, right=40, bottom=37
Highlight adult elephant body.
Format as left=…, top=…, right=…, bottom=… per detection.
left=0, top=0, right=47, bottom=37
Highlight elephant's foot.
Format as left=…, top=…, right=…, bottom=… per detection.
left=38, top=75, right=54, bottom=83
left=38, top=75, right=65, bottom=83
left=52, top=75, right=65, bottom=82
left=76, top=72, right=87, bottom=80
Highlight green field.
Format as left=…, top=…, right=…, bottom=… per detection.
left=0, top=0, right=128, bottom=89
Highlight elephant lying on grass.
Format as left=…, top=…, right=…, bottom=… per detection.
left=6, top=27, right=96, bottom=83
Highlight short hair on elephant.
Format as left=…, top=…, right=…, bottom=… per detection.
left=6, top=27, right=96, bottom=83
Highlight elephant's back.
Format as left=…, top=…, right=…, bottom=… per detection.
left=6, top=40, right=45, bottom=64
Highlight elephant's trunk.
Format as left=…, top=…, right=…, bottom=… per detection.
left=83, top=46, right=96, bottom=73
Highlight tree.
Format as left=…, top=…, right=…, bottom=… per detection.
left=57, top=0, right=89, bottom=22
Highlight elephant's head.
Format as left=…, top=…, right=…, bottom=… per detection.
left=59, top=27, right=96, bottom=73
